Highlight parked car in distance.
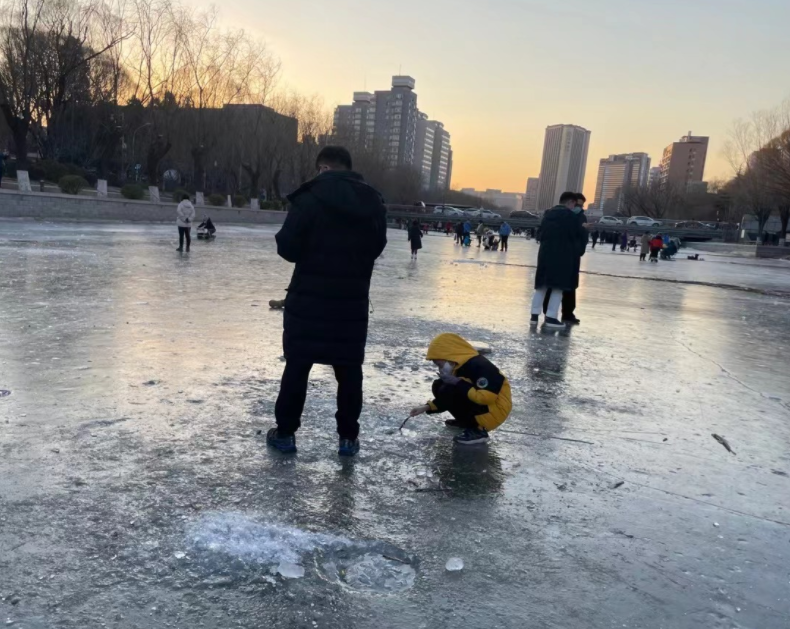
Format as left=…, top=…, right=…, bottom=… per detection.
left=466, top=208, right=502, bottom=220
left=627, top=216, right=662, bottom=227
left=597, top=216, right=624, bottom=226
left=432, top=205, right=466, bottom=217
left=509, top=210, right=540, bottom=220
left=673, top=220, right=712, bottom=229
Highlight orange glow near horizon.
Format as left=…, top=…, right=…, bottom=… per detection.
left=185, top=0, right=789, bottom=203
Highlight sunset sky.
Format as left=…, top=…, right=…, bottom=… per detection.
left=188, top=0, right=790, bottom=200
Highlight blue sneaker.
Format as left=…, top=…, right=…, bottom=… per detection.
left=266, top=428, right=297, bottom=453
left=338, top=438, right=360, bottom=457
left=454, top=428, right=489, bottom=445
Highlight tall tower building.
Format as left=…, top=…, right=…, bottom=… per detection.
left=332, top=76, right=452, bottom=185
left=414, top=113, right=436, bottom=187
left=373, top=76, right=419, bottom=167
left=535, top=124, right=591, bottom=211
left=593, top=153, right=651, bottom=214
left=659, top=132, right=709, bottom=190
left=429, top=123, right=452, bottom=190
left=524, top=177, right=540, bottom=211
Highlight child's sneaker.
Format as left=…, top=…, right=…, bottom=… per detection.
left=529, top=314, right=539, bottom=327
left=454, top=428, right=489, bottom=445
left=338, top=438, right=360, bottom=457
left=444, top=419, right=463, bottom=428
left=266, top=428, right=297, bottom=453
left=543, top=317, right=566, bottom=330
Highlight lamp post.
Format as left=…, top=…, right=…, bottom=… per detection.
left=131, top=122, right=152, bottom=182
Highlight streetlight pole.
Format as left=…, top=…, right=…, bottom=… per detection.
left=131, top=123, right=152, bottom=182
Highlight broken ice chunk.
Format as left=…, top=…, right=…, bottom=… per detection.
left=277, top=562, right=305, bottom=579
left=445, top=557, right=464, bottom=572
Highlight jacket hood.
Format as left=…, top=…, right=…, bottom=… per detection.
left=288, top=170, right=384, bottom=218
left=426, top=333, right=479, bottom=368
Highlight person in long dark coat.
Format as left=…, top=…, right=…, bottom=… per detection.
left=530, top=191, right=588, bottom=329
left=542, top=192, right=587, bottom=324
left=408, top=219, right=423, bottom=258
left=268, top=146, right=387, bottom=457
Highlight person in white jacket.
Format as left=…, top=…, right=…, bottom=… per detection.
left=176, top=193, right=195, bottom=252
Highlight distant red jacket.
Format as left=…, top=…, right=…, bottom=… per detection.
left=650, top=237, right=664, bottom=250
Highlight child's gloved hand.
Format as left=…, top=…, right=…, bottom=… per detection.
left=409, top=405, right=430, bottom=417
left=439, top=372, right=460, bottom=385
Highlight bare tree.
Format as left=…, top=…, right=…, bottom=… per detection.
left=724, top=112, right=785, bottom=234
left=0, top=0, right=47, bottom=166
left=621, top=181, right=684, bottom=219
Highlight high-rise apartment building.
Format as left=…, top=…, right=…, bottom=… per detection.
left=373, top=76, right=418, bottom=167
left=593, top=153, right=651, bottom=214
left=430, top=123, right=452, bottom=190
left=333, top=76, right=452, bottom=189
left=332, top=92, right=376, bottom=147
left=659, top=133, right=709, bottom=190
left=524, top=177, right=539, bottom=211
left=535, top=124, right=591, bottom=211
left=414, top=113, right=436, bottom=185
left=647, top=166, right=661, bottom=187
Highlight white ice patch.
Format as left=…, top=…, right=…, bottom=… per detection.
left=187, top=512, right=350, bottom=566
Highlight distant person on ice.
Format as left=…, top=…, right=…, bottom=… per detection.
left=476, top=220, right=486, bottom=247
left=176, top=193, right=195, bottom=252
left=409, top=333, right=512, bottom=445
left=408, top=218, right=422, bottom=259
left=640, top=232, right=651, bottom=261
left=267, top=146, right=387, bottom=457
left=649, top=234, right=664, bottom=263
left=499, top=221, right=512, bottom=251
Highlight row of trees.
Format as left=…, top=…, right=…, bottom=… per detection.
left=724, top=102, right=790, bottom=236
left=0, top=0, right=337, bottom=199
left=0, top=0, right=473, bottom=204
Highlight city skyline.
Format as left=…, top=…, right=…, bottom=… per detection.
left=184, top=0, right=790, bottom=200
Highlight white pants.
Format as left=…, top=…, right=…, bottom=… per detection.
left=531, top=287, right=563, bottom=319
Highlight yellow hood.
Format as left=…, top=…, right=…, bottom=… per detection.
left=426, top=333, right=479, bottom=369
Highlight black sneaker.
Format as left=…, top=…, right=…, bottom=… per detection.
left=544, top=317, right=567, bottom=330
left=444, top=419, right=463, bottom=428
left=338, top=438, right=360, bottom=457
left=266, top=428, right=297, bottom=453
left=176, top=248, right=183, bottom=252
left=529, top=314, right=539, bottom=327
left=563, top=315, right=581, bottom=325
left=454, top=428, right=490, bottom=445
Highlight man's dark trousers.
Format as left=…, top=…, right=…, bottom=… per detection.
left=275, top=361, right=362, bottom=440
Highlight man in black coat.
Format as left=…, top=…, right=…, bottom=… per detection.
left=530, top=191, right=588, bottom=330
left=267, top=146, right=387, bottom=456
left=543, top=192, right=588, bottom=324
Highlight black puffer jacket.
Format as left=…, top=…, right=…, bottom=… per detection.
left=534, top=206, right=588, bottom=291
left=276, top=170, right=387, bottom=366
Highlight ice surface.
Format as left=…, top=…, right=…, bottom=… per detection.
left=445, top=557, right=464, bottom=572
left=277, top=561, right=305, bottom=579
left=344, top=553, right=416, bottom=593
left=188, top=512, right=350, bottom=565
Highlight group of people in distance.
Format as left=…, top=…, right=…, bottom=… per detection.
left=266, top=145, right=512, bottom=455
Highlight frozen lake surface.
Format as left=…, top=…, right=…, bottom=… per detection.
left=1, top=221, right=789, bottom=628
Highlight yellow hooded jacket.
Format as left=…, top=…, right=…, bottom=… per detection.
left=425, top=333, right=512, bottom=431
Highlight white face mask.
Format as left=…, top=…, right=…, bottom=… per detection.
left=440, top=362, right=454, bottom=376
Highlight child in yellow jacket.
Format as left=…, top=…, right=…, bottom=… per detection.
left=409, top=333, right=512, bottom=444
